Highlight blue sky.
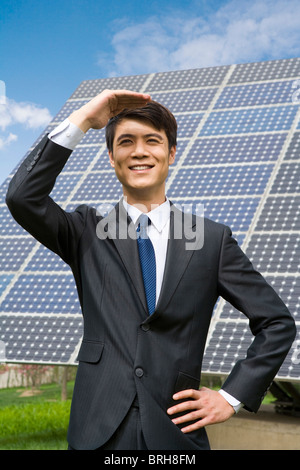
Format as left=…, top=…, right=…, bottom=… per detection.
left=1, top=0, right=300, bottom=184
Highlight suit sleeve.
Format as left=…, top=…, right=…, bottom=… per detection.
left=217, top=226, right=296, bottom=412
left=6, top=136, right=87, bottom=265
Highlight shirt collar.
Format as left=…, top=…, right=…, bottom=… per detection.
left=122, top=197, right=170, bottom=233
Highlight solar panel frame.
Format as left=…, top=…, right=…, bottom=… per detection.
left=0, top=58, right=299, bottom=384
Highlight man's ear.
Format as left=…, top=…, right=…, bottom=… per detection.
left=108, top=151, right=115, bottom=168
left=169, top=146, right=176, bottom=165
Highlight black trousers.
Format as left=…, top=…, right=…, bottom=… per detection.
left=68, top=398, right=148, bottom=450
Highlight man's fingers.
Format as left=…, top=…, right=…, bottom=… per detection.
left=70, top=89, right=151, bottom=132
left=115, top=90, right=151, bottom=103
left=110, top=91, right=151, bottom=114
left=180, top=418, right=209, bottom=433
left=167, top=387, right=235, bottom=434
left=171, top=409, right=204, bottom=425
left=173, top=388, right=200, bottom=401
left=167, top=400, right=195, bottom=417
left=167, top=389, right=201, bottom=416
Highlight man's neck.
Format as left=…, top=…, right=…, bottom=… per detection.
left=123, top=190, right=167, bottom=213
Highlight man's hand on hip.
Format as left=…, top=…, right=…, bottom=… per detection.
left=167, top=387, right=235, bottom=433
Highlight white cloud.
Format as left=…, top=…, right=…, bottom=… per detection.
left=0, top=98, right=52, bottom=131
left=0, top=98, right=52, bottom=151
left=98, top=17, right=179, bottom=76
left=0, top=133, right=17, bottom=151
left=100, top=0, right=300, bottom=76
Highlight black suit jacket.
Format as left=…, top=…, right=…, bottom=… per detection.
left=6, top=136, right=296, bottom=450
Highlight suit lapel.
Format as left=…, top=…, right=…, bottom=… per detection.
left=104, top=201, right=148, bottom=314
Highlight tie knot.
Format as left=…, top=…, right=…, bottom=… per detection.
left=137, top=214, right=150, bottom=239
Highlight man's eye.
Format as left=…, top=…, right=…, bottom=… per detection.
left=119, top=139, right=132, bottom=145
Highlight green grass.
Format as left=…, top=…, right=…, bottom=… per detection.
left=0, top=382, right=74, bottom=450
left=0, top=380, right=277, bottom=450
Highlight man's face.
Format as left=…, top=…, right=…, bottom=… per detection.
left=108, top=119, right=176, bottom=203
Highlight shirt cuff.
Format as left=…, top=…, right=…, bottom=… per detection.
left=48, top=118, right=85, bottom=150
left=218, top=389, right=243, bottom=413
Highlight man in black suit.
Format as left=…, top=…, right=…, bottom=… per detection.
left=6, top=90, right=296, bottom=450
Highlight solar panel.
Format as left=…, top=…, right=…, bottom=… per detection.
left=0, top=58, right=299, bottom=385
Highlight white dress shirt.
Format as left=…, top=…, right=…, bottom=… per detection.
left=123, top=197, right=170, bottom=305
left=48, top=118, right=85, bottom=150
left=49, top=119, right=243, bottom=413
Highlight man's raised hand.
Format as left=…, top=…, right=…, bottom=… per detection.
left=69, top=89, right=151, bottom=133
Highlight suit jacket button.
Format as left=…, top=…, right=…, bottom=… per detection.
left=135, top=367, right=144, bottom=378
left=141, top=324, right=150, bottom=332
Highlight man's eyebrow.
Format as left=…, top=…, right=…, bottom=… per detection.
left=116, top=132, right=164, bottom=143
left=116, top=133, right=134, bottom=143
left=144, top=133, right=164, bottom=140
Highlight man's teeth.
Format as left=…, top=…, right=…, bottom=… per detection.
left=131, top=166, right=151, bottom=170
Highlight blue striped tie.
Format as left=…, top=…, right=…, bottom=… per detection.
left=137, top=214, right=156, bottom=315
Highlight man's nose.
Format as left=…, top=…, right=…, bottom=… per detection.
left=132, top=141, right=149, bottom=157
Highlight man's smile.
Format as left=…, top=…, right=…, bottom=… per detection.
left=129, top=164, right=154, bottom=172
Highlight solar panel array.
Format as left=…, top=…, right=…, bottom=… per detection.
left=0, top=58, right=300, bottom=383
